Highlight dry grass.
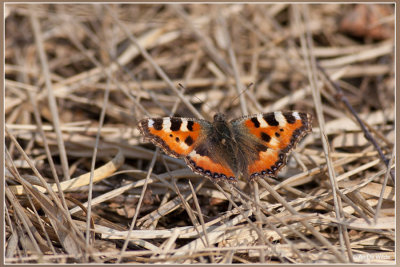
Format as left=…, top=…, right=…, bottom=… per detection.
left=5, top=3, right=395, bottom=264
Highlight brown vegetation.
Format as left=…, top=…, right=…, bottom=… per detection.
left=5, top=3, right=395, bottom=264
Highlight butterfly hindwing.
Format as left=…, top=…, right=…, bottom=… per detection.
left=184, top=144, right=236, bottom=182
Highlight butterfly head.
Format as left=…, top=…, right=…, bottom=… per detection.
left=213, top=113, right=227, bottom=122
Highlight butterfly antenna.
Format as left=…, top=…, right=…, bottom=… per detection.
left=231, top=82, right=254, bottom=106
left=177, top=83, right=185, bottom=91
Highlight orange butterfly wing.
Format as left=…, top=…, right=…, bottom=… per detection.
left=138, top=117, right=236, bottom=182
left=231, top=111, right=312, bottom=179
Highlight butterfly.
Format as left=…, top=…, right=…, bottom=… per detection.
left=138, top=111, right=312, bottom=183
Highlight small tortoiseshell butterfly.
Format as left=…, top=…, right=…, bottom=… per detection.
left=138, top=112, right=312, bottom=183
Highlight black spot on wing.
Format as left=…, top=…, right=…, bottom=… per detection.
left=184, top=136, right=194, bottom=146
left=170, top=118, right=182, bottom=131
left=275, top=132, right=280, bottom=138
left=187, top=121, right=194, bottom=131
left=175, top=137, right=180, bottom=142
left=153, top=119, right=163, bottom=130
left=283, top=113, right=296, bottom=124
left=250, top=117, right=260, bottom=128
left=261, top=132, right=271, bottom=142
left=263, top=113, right=279, bottom=126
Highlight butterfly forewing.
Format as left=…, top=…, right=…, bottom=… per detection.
left=138, top=117, right=205, bottom=158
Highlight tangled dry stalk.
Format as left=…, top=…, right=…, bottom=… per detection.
left=5, top=3, right=395, bottom=264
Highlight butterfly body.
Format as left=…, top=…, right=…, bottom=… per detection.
left=138, top=111, right=312, bottom=183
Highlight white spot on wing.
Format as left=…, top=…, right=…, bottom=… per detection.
left=179, top=142, right=189, bottom=150
left=189, top=150, right=199, bottom=158
left=148, top=119, right=154, bottom=127
left=293, top=112, right=301, bottom=120
left=180, top=120, right=188, bottom=131
left=163, top=118, right=172, bottom=133
left=274, top=112, right=287, bottom=127
left=269, top=137, right=280, bottom=149
left=257, top=114, right=268, bottom=127
left=264, top=149, right=276, bottom=157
